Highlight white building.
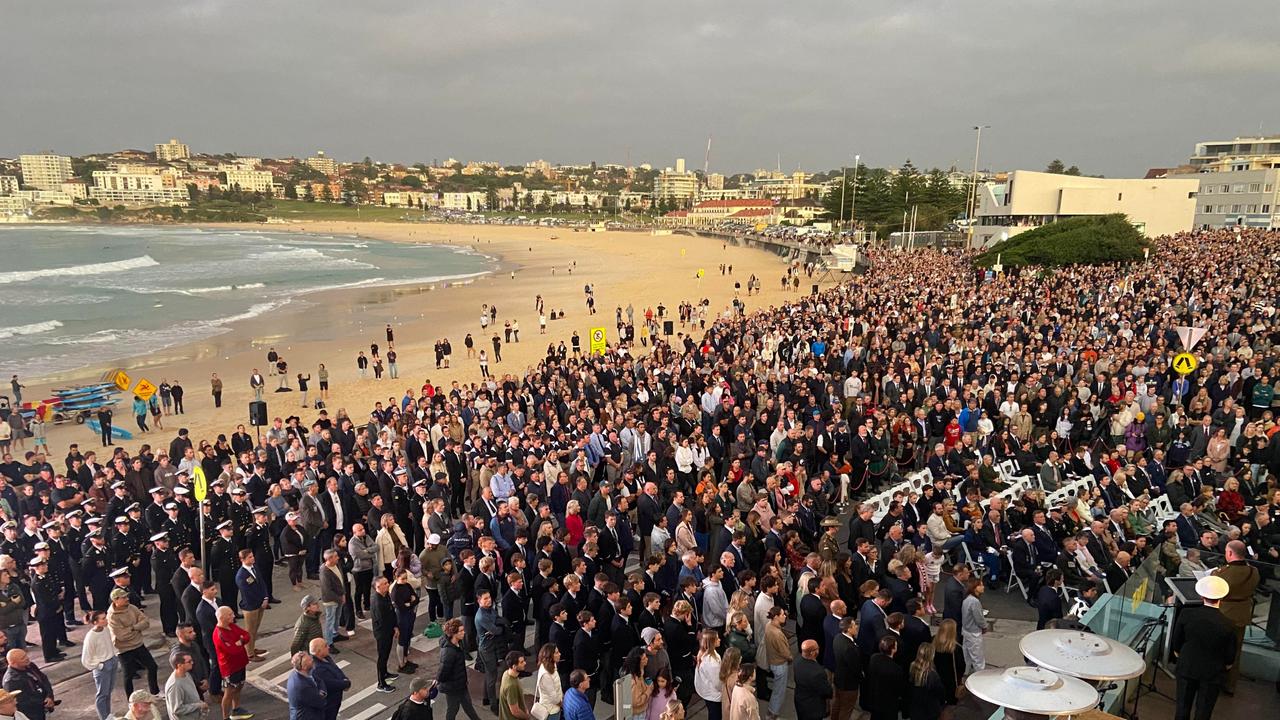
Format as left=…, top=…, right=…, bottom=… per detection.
left=89, top=171, right=188, bottom=206
left=19, top=154, right=74, bottom=190
left=155, top=138, right=191, bottom=162
left=654, top=158, right=699, bottom=204
left=0, top=176, right=18, bottom=195
left=222, top=168, right=275, bottom=193
left=440, top=191, right=487, bottom=211
left=972, top=170, right=1198, bottom=246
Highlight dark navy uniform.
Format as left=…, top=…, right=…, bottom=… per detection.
left=80, top=540, right=112, bottom=610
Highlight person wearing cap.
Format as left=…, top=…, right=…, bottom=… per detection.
left=29, top=558, right=69, bottom=663
left=109, top=587, right=160, bottom=698
left=1172, top=575, right=1237, bottom=720
left=228, top=487, right=254, bottom=541
left=3, top=649, right=56, bottom=720
left=39, top=525, right=80, bottom=628
left=281, top=512, right=309, bottom=591
left=121, top=689, right=161, bottom=720
left=81, top=527, right=113, bottom=611
left=150, top=533, right=180, bottom=636
left=161, top=500, right=193, bottom=557
left=209, top=522, right=239, bottom=616
left=291, top=596, right=324, bottom=657
left=390, top=674, right=434, bottom=720
left=246, top=507, right=279, bottom=605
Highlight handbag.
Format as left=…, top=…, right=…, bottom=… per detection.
left=952, top=654, right=969, bottom=700
left=530, top=669, right=550, bottom=720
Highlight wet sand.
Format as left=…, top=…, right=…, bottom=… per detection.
left=15, top=221, right=819, bottom=456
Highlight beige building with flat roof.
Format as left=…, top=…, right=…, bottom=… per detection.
left=972, top=170, right=1198, bottom=247
left=155, top=138, right=190, bottom=162
left=18, top=153, right=73, bottom=190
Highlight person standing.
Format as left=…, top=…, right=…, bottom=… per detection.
left=210, top=375, right=223, bottom=409
left=170, top=381, right=185, bottom=415
left=499, top=651, right=529, bottom=720
left=81, top=610, right=118, bottom=720
left=793, top=639, right=832, bottom=720
left=371, top=576, right=397, bottom=693
left=249, top=370, right=265, bottom=402
left=285, top=651, right=328, bottom=720
left=1171, top=576, right=1238, bottom=720
left=109, top=587, right=160, bottom=698
left=694, top=630, right=724, bottom=720
left=30, top=558, right=68, bottom=663
left=763, top=606, right=793, bottom=720
left=960, top=578, right=987, bottom=672
left=211, top=606, right=253, bottom=720
left=298, top=374, right=311, bottom=408
left=96, top=406, right=114, bottom=447
left=3, top=649, right=56, bottom=720
left=477, top=590, right=508, bottom=713
left=9, top=377, right=23, bottom=406
left=234, top=550, right=268, bottom=660
left=830, top=616, right=863, bottom=720
left=1212, top=540, right=1259, bottom=694
left=319, top=550, right=346, bottom=653
left=164, top=650, right=209, bottom=720
left=391, top=677, right=434, bottom=720
left=437, top=618, right=481, bottom=720
left=151, top=533, right=180, bottom=637
left=308, top=638, right=348, bottom=720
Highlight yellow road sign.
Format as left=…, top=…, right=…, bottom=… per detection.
left=192, top=465, right=208, bottom=502
left=589, top=327, right=607, bottom=355
left=111, top=370, right=131, bottom=391
left=1172, top=352, right=1199, bottom=375
left=132, top=378, right=157, bottom=401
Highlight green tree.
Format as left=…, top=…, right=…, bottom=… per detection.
left=1046, top=159, right=1066, bottom=174
left=1064, top=165, right=1082, bottom=176
left=321, top=184, right=333, bottom=202
left=401, top=175, right=423, bottom=189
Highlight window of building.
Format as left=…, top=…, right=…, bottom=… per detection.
left=1201, top=185, right=1212, bottom=194
left=1247, top=204, right=1258, bottom=213
left=1220, top=184, right=1230, bottom=193
left=1203, top=205, right=1213, bottom=213
left=1249, top=183, right=1262, bottom=193
left=1232, top=184, right=1246, bottom=193
left=1117, top=193, right=1123, bottom=201
left=1231, top=204, right=1241, bottom=213
left=1263, top=205, right=1271, bottom=213
left=1265, top=184, right=1274, bottom=193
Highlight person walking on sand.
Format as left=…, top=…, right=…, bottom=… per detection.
left=491, top=335, right=502, bottom=363
left=317, top=364, right=329, bottom=400
left=297, top=374, right=311, bottom=408
left=478, top=351, right=490, bottom=380
left=441, top=338, right=451, bottom=368
left=96, top=406, right=114, bottom=447
left=465, top=334, right=475, bottom=359
left=149, top=395, right=163, bottom=432
left=133, top=396, right=149, bottom=433
left=170, top=381, right=184, bottom=414
left=9, top=376, right=23, bottom=406
left=386, top=324, right=395, bottom=344
left=356, top=352, right=369, bottom=379
left=210, top=374, right=223, bottom=409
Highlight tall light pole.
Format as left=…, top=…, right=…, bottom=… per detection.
left=967, top=125, right=990, bottom=249
left=838, top=165, right=848, bottom=232
left=849, top=153, right=860, bottom=239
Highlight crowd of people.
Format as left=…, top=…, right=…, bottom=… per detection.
left=0, top=227, right=1277, bottom=720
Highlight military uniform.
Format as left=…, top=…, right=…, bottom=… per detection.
left=228, top=499, right=254, bottom=549
left=44, top=539, right=78, bottom=623
left=818, top=518, right=842, bottom=562
left=81, top=540, right=112, bottom=610
left=208, top=529, right=239, bottom=613
left=151, top=541, right=180, bottom=635
left=245, top=518, right=275, bottom=602
left=161, top=510, right=193, bottom=554
left=1213, top=560, right=1260, bottom=692
left=32, top=567, right=69, bottom=660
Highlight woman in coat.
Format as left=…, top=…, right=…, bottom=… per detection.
left=375, top=513, right=409, bottom=581
left=907, top=644, right=945, bottom=720
left=534, top=643, right=565, bottom=720
left=932, top=619, right=966, bottom=706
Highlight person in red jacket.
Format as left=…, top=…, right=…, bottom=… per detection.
left=212, top=606, right=253, bottom=720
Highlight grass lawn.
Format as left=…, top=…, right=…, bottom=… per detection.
left=266, top=199, right=423, bottom=222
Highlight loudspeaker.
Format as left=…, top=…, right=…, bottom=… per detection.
left=249, top=400, right=268, bottom=426
left=663, top=320, right=674, bottom=336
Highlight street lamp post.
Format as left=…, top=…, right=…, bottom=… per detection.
left=849, top=153, right=860, bottom=240
left=967, top=125, right=990, bottom=250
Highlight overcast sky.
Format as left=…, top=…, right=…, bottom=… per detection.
left=3, top=0, right=1278, bottom=177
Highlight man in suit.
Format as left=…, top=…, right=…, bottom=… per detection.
left=830, top=616, right=863, bottom=720
left=793, top=639, right=833, bottom=720
left=547, top=604, right=574, bottom=687
left=1012, top=528, right=1044, bottom=595
left=856, top=589, right=890, bottom=657
left=193, top=579, right=223, bottom=696
left=234, top=548, right=269, bottom=659
left=1105, top=551, right=1133, bottom=594
left=940, top=564, right=970, bottom=625
left=1171, top=576, right=1237, bottom=720
left=1175, top=504, right=1202, bottom=548
left=899, top=599, right=933, bottom=667
left=572, top=610, right=602, bottom=707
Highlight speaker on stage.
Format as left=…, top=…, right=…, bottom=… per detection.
left=249, top=400, right=268, bottom=426
left=663, top=320, right=674, bottom=336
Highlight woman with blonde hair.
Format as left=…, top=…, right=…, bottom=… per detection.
left=932, top=618, right=966, bottom=707
left=908, top=644, right=945, bottom=720
left=659, top=700, right=685, bottom=720
left=694, top=629, right=724, bottom=720
left=718, top=647, right=742, bottom=720
left=375, top=512, right=409, bottom=580
left=564, top=500, right=584, bottom=550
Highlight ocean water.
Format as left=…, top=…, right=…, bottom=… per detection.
left=0, top=225, right=493, bottom=379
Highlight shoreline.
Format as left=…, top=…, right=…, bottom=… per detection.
left=10, top=220, right=822, bottom=454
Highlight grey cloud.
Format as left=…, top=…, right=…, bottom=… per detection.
left=2, top=0, right=1277, bottom=176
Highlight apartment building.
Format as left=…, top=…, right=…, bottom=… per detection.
left=18, top=153, right=74, bottom=190
left=155, top=138, right=191, bottom=161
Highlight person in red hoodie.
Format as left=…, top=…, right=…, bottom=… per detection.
left=212, top=606, right=253, bottom=720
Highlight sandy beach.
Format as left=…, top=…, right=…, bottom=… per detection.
left=13, top=221, right=823, bottom=456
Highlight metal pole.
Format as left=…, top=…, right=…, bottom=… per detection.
left=967, top=125, right=989, bottom=249
left=199, top=510, right=206, bottom=572
left=850, top=154, right=860, bottom=239
left=838, top=165, right=848, bottom=232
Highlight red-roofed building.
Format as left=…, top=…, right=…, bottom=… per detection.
left=660, top=198, right=778, bottom=228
